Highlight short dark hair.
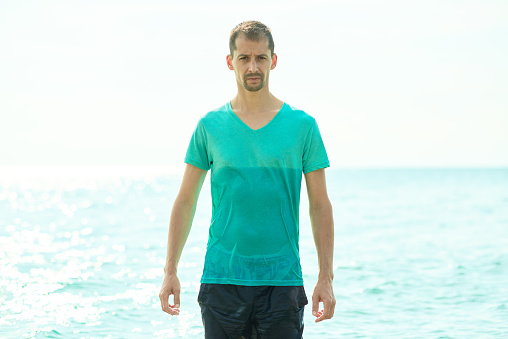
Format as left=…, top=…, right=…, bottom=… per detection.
left=229, top=21, right=274, bottom=57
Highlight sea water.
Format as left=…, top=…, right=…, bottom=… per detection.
left=1, top=166, right=507, bottom=338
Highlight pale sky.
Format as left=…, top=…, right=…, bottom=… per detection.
left=1, top=0, right=507, bottom=168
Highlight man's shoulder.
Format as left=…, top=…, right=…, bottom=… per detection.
left=283, top=103, right=317, bottom=125
left=197, top=103, right=230, bottom=125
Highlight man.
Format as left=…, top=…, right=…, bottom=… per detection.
left=159, top=21, right=335, bottom=338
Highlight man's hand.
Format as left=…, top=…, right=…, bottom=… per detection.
left=312, top=278, right=336, bottom=323
left=159, top=273, right=181, bottom=315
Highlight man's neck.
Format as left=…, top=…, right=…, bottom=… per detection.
left=231, top=85, right=283, bottom=115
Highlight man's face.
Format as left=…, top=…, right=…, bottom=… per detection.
left=227, top=35, right=277, bottom=92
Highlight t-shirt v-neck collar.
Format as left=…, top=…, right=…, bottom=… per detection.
left=227, top=101, right=286, bottom=132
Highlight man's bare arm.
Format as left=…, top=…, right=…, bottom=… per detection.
left=159, top=164, right=207, bottom=316
left=304, top=168, right=336, bottom=323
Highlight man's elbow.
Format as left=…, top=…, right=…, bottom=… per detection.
left=309, top=198, right=333, bottom=215
left=174, top=194, right=198, bottom=211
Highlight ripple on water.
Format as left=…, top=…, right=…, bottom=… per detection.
left=2, top=168, right=508, bottom=338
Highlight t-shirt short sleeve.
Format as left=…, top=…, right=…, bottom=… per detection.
left=302, top=119, right=330, bottom=174
left=184, top=119, right=211, bottom=171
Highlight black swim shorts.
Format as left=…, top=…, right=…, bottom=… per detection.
left=198, top=283, right=308, bottom=339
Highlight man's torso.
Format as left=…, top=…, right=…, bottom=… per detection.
left=185, top=101, right=329, bottom=286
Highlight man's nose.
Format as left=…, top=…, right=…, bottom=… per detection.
left=248, top=59, right=258, bottom=73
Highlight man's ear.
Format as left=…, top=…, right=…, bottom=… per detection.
left=227, top=55, right=234, bottom=70
left=270, top=53, right=278, bottom=70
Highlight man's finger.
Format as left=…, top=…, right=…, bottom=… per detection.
left=311, top=294, right=319, bottom=317
left=173, top=289, right=181, bottom=308
left=160, top=291, right=180, bottom=316
left=160, top=291, right=171, bottom=313
left=314, top=297, right=335, bottom=322
left=329, top=298, right=336, bottom=318
left=322, top=298, right=333, bottom=320
left=315, top=309, right=324, bottom=322
left=159, top=291, right=168, bottom=309
left=168, top=305, right=180, bottom=316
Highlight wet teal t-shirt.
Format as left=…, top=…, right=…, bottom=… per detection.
left=185, top=102, right=329, bottom=286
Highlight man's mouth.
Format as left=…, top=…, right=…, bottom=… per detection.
left=245, top=74, right=262, bottom=81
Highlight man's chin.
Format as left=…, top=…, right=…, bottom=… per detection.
left=243, top=84, right=264, bottom=92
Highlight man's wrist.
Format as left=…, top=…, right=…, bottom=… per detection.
left=318, top=271, right=334, bottom=282
left=164, top=265, right=177, bottom=275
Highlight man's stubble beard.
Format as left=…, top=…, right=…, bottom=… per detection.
left=242, top=72, right=266, bottom=92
